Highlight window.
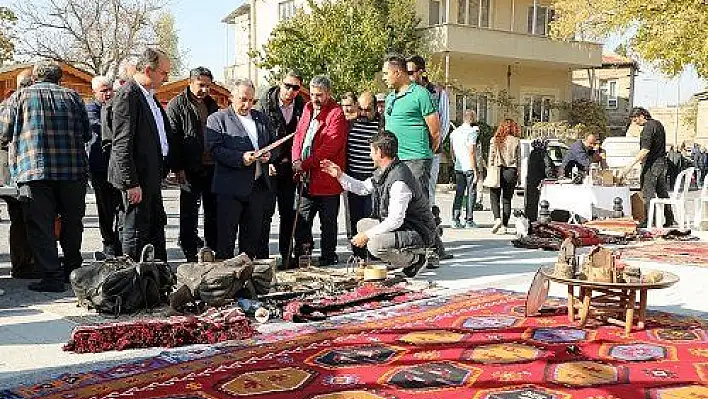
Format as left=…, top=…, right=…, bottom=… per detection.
left=457, top=0, right=491, bottom=27
left=522, top=95, right=555, bottom=125
left=455, top=93, right=490, bottom=125
left=278, top=0, right=296, bottom=21
left=600, top=79, right=618, bottom=109
left=527, top=6, right=555, bottom=35
left=429, top=0, right=446, bottom=25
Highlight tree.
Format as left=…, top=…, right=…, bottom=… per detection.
left=550, top=0, right=708, bottom=78
left=0, top=7, right=17, bottom=66
left=251, top=0, right=424, bottom=95
left=153, top=12, right=185, bottom=77
left=12, top=0, right=184, bottom=78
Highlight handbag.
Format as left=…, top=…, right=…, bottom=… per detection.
left=483, top=165, right=501, bottom=188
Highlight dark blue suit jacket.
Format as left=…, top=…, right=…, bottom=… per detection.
left=206, top=107, right=276, bottom=199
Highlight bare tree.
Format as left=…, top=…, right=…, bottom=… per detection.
left=13, top=0, right=182, bottom=78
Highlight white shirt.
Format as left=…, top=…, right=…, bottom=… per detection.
left=138, top=83, right=169, bottom=157
left=279, top=99, right=295, bottom=124
left=450, top=123, right=479, bottom=172
left=236, top=113, right=259, bottom=150
left=338, top=173, right=412, bottom=237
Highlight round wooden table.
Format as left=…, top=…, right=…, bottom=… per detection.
left=540, top=267, right=679, bottom=336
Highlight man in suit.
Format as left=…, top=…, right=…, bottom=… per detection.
left=109, top=48, right=172, bottom=261
left=206, top=79, right=277, bottom=260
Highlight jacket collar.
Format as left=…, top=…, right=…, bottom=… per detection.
left=371, top=158, right=400, bottom=186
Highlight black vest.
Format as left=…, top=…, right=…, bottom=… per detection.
left=371, top=160, right=437, bottom=245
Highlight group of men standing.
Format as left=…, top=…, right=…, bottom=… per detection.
left=0, top=49, right=456, bottom=291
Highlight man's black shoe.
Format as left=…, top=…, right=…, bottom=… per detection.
left=439, top=252, right=454, bottom=260
left=28, top=281, right=66, bottom=293
left=402, top=254, right=427, bottom=278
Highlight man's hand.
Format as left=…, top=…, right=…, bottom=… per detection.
left=268, top=164, right=277, bottom=176
left=320, top=159, right=342, bottom=178
left=258, top=151, right=271, bottom=163
left=243, top=151, right=257, bottom=166
left=127, top=186, right=142, bottom=205
left=351, top=232, right=369, bottom=248
left=293, top=160, right=303, bottom=173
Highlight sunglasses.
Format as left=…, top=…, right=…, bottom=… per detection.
left=407, top=69, right=419, bottom=75
left=283, top=83, right=300, bottom=91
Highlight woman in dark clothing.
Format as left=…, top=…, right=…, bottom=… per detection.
left=524, top=138, right=557, bottom=222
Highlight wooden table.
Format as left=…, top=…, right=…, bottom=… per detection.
left=540, top=267, right=679, bottom=335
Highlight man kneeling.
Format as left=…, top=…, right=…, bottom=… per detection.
left=321, top=131, right=436, bottom=277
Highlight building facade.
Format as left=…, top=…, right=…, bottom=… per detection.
left=572, top=54, right=638, bottom=137
left=223, top=0, right=602, bottom=127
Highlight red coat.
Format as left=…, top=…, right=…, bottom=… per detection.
left=291, top=99, right=347, bottom=196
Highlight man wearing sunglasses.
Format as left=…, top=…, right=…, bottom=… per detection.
left=256, top=70, right=305, bottom=264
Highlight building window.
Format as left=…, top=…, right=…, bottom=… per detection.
left=600, top=79, right=618, bottom=109
left=527, top=6, right=555, bottom=35
left=457, top=0, right=491, bottom=27
left=455, top=93, right=489, bottom=125
left=522, top=95, right=555, bottom=125
left=278, top=0, right=296, bottom=21
left=429, top=0, right=447, bottom=25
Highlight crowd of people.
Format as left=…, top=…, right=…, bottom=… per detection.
left=0, top=46, right=686, bottom=293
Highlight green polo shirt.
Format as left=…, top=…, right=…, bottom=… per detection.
left=384, top=82, right=436, bottom=160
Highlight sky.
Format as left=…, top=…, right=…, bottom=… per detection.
left=2, top=0, right=705, bottom=107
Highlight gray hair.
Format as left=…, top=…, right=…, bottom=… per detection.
left=118, top=56, right=139, bottom=81
left=32, top=61, right=62, bottom=84
left=231, top=78, right=255, bottom=94
left=136, top=48, right=167, bottom=72
left=283, top=69, right=303, bottom=83
left=91, top=75, right=111, bottom=91
left=310, top=75, right=331, bottom=91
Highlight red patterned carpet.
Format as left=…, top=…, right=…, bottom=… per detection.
left=3, top=289, right=708, bottom=399
left=620, top=241, right=708, bottom=267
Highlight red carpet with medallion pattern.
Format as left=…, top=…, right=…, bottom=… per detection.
left=3, top=289, right=707, bottom=399
left=620, top=241, right=708, bottom=267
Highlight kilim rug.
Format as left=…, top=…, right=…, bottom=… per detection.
left=620, top=241, right=708, bottom=267
left=3, top=289, right=708, bottom=399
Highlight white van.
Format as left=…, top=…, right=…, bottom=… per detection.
left=601, top=136, right=641, bottom=190
left=516, top=139, right=568, bottom=193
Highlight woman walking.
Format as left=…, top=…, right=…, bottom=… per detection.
left=487, top=119, right=521, bottom=234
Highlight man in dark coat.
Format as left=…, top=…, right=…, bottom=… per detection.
left=108, top=48, right=172, bottom=261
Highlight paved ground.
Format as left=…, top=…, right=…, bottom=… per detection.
left=0, top=186, right=706, bottom=389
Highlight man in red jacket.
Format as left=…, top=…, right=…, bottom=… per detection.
left=291, top=75, right=347, bottom=266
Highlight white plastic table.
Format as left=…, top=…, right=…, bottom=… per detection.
left=539, top=183, right=632, bottom=221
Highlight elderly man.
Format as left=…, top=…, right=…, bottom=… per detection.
left=321, top=131, right=436, bottom=277
left=206, top=79, right=276, bottom=260
left=167, top=67, right=220, bottom=262
left=109, top=48, right=172, bottom=261
left=86, top=76, right=123, bottom=258
left=621, top=107, right=675, bottom=227
left=256, top=70, right=305, bottom=262
left=560, top=132, right=601, bottom=177
left=0, top=61, right=91, bottom=292
left=291, top=75, right=348, bottom=266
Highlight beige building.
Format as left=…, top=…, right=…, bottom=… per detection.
left=696, top=91, right=708, bottom=147
left=223, top=0, right=602, bottom=126
left=572, top=54, right=639, bottom=136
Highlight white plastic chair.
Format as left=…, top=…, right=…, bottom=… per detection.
left=647, top=167, right=694, bottom=229
left=693, top=175, right=708, bottom=230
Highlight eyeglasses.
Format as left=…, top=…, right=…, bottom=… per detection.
left=407, top=69, right=419, bottom=75
left=283, top=83, right=300, bottom=91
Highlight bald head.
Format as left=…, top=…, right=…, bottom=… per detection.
left=463, top=109, right=477, bottom=124
left=358, top=91, right=376, bottom=120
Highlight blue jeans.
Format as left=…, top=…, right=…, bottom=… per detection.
left=453, top=170, right=477, bottom=222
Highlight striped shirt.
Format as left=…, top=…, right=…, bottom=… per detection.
left=0, top=82, right=91, bottom=183
left=346, top=116, right=380, bottom=177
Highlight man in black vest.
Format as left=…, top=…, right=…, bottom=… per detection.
left=320, top=131, right=436, bottom=277
left=256, top=70, right=305, bottom=262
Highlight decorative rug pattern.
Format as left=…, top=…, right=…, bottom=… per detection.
left=2, top=289, right=707, bottom=399
left=620, top=241, right=708, bottom=267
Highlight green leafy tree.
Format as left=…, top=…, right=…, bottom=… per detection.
left=251, top=0, right=424, bottom=96
left=550, top=0, right=708, bottom=78
left=0, top=7, right=17, bottom=66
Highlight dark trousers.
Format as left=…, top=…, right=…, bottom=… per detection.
left=122, top=189, right=167, bottom=262
left=452, top=170, right=477, bottom=222
left=91, top=175, right=123, bottom=256
left=294, top=192, right=340, bottom=261
left=179, top=166, right=217, bottom=258
left=217, top=182, right=270, bottom=260
left=490, top=167, right=518, bottom=226
left=261, top=164, right=296, bottom=260
left=20, top=180, right=86, bottom=284
left=641, top=159, right=675, bottom=225
left=403, top=158, right=448, bottom=255
left=2, top=196, right=35, bottom=276
left=346, top=172, right=373, bottom=258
